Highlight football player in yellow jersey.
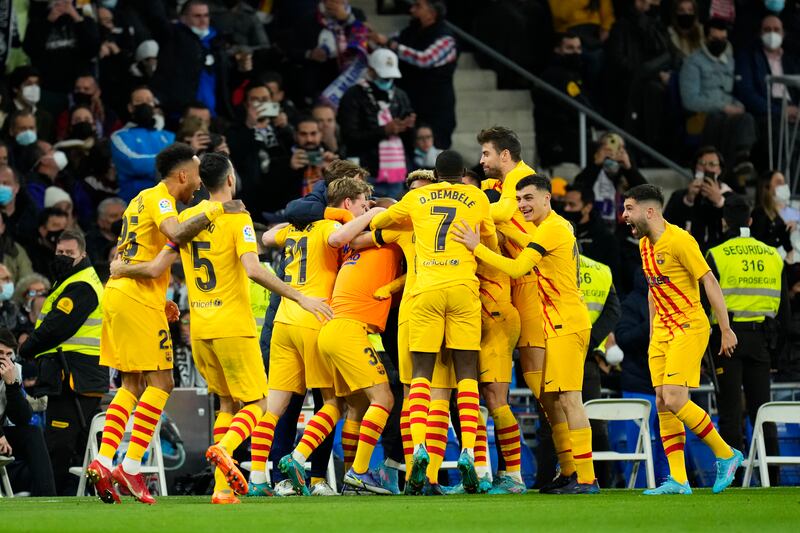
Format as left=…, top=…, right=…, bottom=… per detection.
left=622, top=184, right=742, bottom=495
left=370, top=150, right=497, bottom=494
left=454, top=175, right=600, bottom=494
left=254, top=177, right=384, bottom=494
left=107, top=153, right=333, bottom=503
left=88, top=143, right=250, bottom=505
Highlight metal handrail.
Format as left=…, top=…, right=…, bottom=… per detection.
left=444, top=20, right=692, bottom=179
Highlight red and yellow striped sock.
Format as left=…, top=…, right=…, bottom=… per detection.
left=523, top=371, right=543, bottom=400
left=219, top=404, right=262, bottom=453
left=98, top=387, right=138, bottom=466
left=408, top=378, right=431, bottom=448
left=492, top=405, right=521, bottom=473
left=474, top=417, right=489, bottom=472
left=456, top=379, right=480, bottom=451
left=212, top=412, right=233, bottom=492
left=425, top=399, right=450, bottom=482
left=551, top=421, right=576, bottom=476
left=250, top=411, right=278, bottom=484
left=295, top=404, right=341, bottom=462
left=570, top=427, right=595, bottom=484
left=353, top=403, right=390, bottom=474
left=341, top=418, right=360, bottom=472
left=123, top=386, right=169, bottom=473
left=676, top=401, right=733, bottom=459
left=400, top=397, right=413, bottom=479
left=658, top=411, right=688, bottom=483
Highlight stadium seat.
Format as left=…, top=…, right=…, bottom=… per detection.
left=70, top=411, right=168, bottom=497
left=0, top=455, right=14, bottom=497
left=584, top=399, right=655, bottom=489
left=743, top=401, right=800, bottom=488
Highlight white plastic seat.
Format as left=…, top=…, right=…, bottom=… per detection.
left=70, top=411, right=168, bottom=496
left=584, top=399, right=655, bottom=489
left=0, top=456, right=14, bottom=497
left=743, top=401, right=800, bottom=487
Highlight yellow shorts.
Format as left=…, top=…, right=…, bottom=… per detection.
left=479, top=302, right=520, bottom=383
left=543, top=329, right=590, bottom=392
left=269, top=322, right=334, bottom=394
left=317, top=318, right=388, bottom=397
left=649, top=331, right=709, bottom=388
left=512, top=282, right=545, bottom=349
left=191, top=336, right=268, bottom=403
left=99, top=287, right=172, bottom=372
left=397, top=319, right=456, bottom=389
left=409, top=285, right=481, bottom=353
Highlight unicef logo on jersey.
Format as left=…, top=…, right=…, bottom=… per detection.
left=158, top=199, right=173, bottom=214
left=243, top=225, right=256, bottom=243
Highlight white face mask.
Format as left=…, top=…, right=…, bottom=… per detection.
left=191, top=26, right=210, bottom=40
left=52, top=150, right=69, bottom=172
left=762, top=31, right=783, bottom=50
left=22, top=84, right=41, bottom=105
left=775, top=183, right=791, bottom=203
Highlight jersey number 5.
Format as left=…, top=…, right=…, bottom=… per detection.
left=192, top=241, right=217, bottom=292
left=431, top=206, right=456, bottom=252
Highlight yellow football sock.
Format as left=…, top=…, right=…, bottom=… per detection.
left=400, top=398, right=413, bottom=480
left=425, top=399, right=450, bottom=482
left=408, top=378, right=431, bottom=447
left=474, top=416, right=488, bottom=468
left=219, top=404, right=262, bottom=453
left=658, top=411, right=688, bottom=484
left=98, top=387, right=138, bottom=464
left=676, top=401, right=733, bottom=459
left=353, top=404, right=390, bottom=474
left=523, top=371, right=543, bottom=400
left=250, top=411, right=278, bottom=483
left=124, top=386, right=169, bottom=467
left=310, top=477, right=326, bottom=487
left=341, top=418, right=361, bottom=472
left=492, top=405, right=522, bottom=473
left=212, top=412, right=233, bottom=492
left=551, top=421, right=576, bottom=476
left=570, top=427, right=595, bottom=484
left=456, top=379, right=480, bottom=450
left=295, top=404, right=341, bottom=462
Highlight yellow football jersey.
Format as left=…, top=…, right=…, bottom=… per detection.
left=107, top=181, right=177, bottom=309
left=273, top=219, right=341, bottom=330
left=476, top=243, right=512, bottom=319
left=176, top=201, right=259, bottom=339
left=640, top=222, right=711, bottom=341
left=373, top=225, right=416, bottom=322
left=371, top=181, right=497, bottom=296
left=474, top=210, right=591, bottom=338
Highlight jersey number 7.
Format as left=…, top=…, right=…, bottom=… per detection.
left=431, top=206, right=456, bottom=252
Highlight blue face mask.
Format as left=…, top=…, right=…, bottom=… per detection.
left=0, top=185, right=13, bottom=206
left=166, top=287, right=175, bottom=301
left=603, top=157, right=620, bottom=175
left=190, top=26, right=210, bottom=40
left=373, top=78, right=394, bottom=91
left=15, top=129, right=37, bottom=146
left=765, top=0, right=785, bottom=13
left=0, top=282, right=14, bottom=302
left=102, top=0, right=118, bottom=9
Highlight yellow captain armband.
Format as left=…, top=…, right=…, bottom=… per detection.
left=204, top=201, right=224, bottom=222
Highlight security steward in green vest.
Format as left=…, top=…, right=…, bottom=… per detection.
left=19, top=230, right=109, bottom=495
left=705, top=194, right=788, bottom=485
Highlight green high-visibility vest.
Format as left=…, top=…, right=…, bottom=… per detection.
left=249, top=262, right=275, bottom=339
left=580, top=255, right=613, bottom=324
left=35, top=266, right=104, bottom=357
left=706, top=235, right=783, bottom=323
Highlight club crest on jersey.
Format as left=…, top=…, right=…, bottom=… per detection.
left=158, top=199, right=173, bottom=214
left=243, top=225, right=256, bottom=243
left=655, top=253, right=665, bottom=265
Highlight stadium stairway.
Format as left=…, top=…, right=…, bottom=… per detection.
left=350, top=0, right=536, bottom=167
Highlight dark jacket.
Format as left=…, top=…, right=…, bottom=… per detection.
left=284, top=179, right=328, bottom=228
left=0, top=380, right=33, bottom=440
left=735, top=45, right=800, bottom=117
left=5, top=190, right=41, bottom=249
left=664, top=187, right=735, bottom=251
left=750, top=206, right=793, bottom=254
left=338, top=82, right=414, bottom=178
left=19, top=258, right=108, bottom=395
left=615, top=270, right=653, bottom=394
left=576, top=216, right=622, bottom=288
left=589, top=286, right=621, bottom=353
left=573, top=163, right=647, bottom=226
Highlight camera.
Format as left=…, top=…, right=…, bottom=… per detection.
left=306, top=148, right=324, bottom=167
left=256, top=102, right=281, bottom=120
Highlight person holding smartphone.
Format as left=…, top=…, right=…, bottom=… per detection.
left=289, top=117, right=339, bottom=196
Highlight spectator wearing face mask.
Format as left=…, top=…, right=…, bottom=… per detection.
left=112, top=40, right=160, bottom=120
left=0, top=165, right=39, bottom=248
left=736, top=14, right=800, bottom=162
left=27, top=208, right=68, bottom=282
left=0, top=264, right=21, bottom=331
left=7, top=66, right=55, bottom=144
left=55, top=75, right=121, bottom=141
left=667, top=0, right=704, bottom=58
left=12, top=274, right=52, bottom=339
left=110, top=86, right=176, bottom=202
left=413, top=124, right=442, bottom=169
left=680, top=18, right=757, bottom=188
left=25, top=142, right=69, bottom=211
left=0, top=214, right=33, bottom=284
left=5, top=110, right=41, bottom=170
left=751, top=170, right=795, bottom=258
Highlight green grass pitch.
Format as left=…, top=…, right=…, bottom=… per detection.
left=2, top=489, right=799, bottom=533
